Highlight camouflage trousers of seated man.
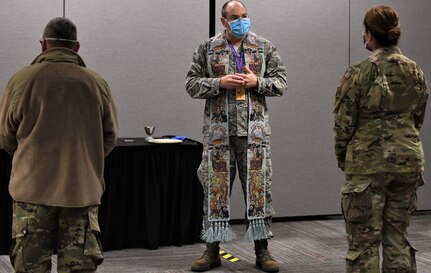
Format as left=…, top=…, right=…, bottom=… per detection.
left=341, top=172, right=424, bottom=273
left=10, top=201, right=104, bottom=273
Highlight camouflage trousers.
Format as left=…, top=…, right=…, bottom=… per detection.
left=9, top=201, right=104, bottom=273
left=197, top=136, right=274, bottom=232
left=341, top=172, right=424, bottom=273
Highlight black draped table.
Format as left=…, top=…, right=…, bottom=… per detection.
left=0, top=137, right=204, bottom=254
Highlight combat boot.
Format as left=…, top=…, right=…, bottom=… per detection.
left=191, top=242, right=221, bottom=272
left=255, top=239, right=279, bottom=272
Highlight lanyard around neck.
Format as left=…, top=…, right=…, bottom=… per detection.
left=228, top=41, right=244, bottom=73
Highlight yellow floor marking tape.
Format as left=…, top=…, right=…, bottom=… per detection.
left=219, top=250, right=240, bottom=263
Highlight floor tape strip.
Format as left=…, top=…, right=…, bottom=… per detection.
left=219, top=250, right=240, bottom=263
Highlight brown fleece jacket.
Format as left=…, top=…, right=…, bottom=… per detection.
left=0, top=47, right=118, bottom=207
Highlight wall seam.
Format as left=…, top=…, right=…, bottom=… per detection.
left=348, top=0, right=351, bottom=67
left=210, top=0, right=216, bottom=38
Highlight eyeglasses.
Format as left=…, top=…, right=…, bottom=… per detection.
left=39, top=37, right=77, bottom=44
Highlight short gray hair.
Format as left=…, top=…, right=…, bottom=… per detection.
left=43, top=17, right=77, bottom=48
left=221, top=0, right=246, bottom=18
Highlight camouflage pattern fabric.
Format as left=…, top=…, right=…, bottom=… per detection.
left=9, top=202, right=103, bottom=273
left=197, top=136, right=274, bottom=233
left=334, top=47, right=429, bottom=174
left=341, top=172, right=423, bottom=273
left=185, top=31, right=287, bottom=138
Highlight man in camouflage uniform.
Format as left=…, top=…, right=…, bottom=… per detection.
left=334, top=5, right=429, bottom=273
left=0, top=18, right=118, bottom=272
left=186, top=1, right=287, bottom=272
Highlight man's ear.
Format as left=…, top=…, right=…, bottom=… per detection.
left=220, top=17, right=229, bottom=29
left=73, top=41, right=80, bottom=53
left=41, top=39, right=48, bottom=52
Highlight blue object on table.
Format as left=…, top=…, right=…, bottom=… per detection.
left=172, top=135, right=186, bottom=140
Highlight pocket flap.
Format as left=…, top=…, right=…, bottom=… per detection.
left=12, top=218, right=28, bottom=239
left=88, top=207, right=101, bottom=233
left=341, top=181, right=370, bottom=194
left=346, top=249, right=362, bottom=262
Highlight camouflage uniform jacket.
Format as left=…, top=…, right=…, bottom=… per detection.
left=334, top=47, right=429, bottom=174
left=186, top=31, right=287, bottom=137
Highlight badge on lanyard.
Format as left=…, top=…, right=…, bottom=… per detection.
left=228, top=42, right=246, bottom=101
left=236, top=87, right=246, bottom=101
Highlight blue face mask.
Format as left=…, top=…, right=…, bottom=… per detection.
left=228, top=17, right=251, bottom=38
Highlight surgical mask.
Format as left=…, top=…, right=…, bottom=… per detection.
left=228, top=17, right=251, bottom=38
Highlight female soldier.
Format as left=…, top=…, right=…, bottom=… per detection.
left=334, top=5, right=429, bottom=273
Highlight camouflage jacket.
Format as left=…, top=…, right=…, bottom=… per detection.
left=334, top=47, right=429, bottom=174
left=186, top=31, right=287, bottom=137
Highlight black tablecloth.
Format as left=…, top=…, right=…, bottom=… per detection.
left=0, top=148, right=12, bottom=255
left=0, top=137, right=204, bottom=254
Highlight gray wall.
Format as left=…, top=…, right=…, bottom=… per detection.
left=0, top=1, right=63, bottom=89
left=0, top=0, right=430, bottom=219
